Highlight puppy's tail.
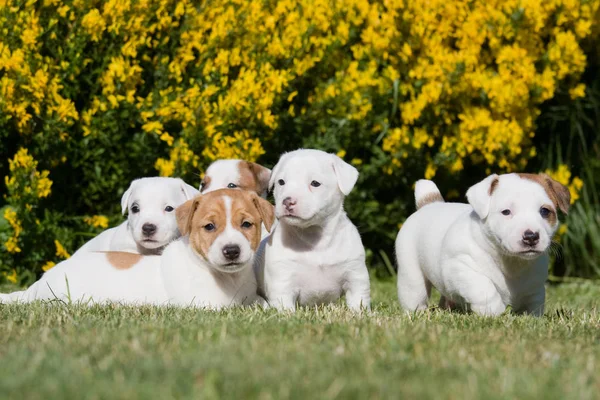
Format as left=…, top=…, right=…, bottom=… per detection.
left=0, top=291, right=25, bottom=304
left=415, top=180, right=444, bottom=210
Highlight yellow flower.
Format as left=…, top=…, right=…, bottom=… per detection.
left=81, top=9, right=106, bottom=41
left=4, top=237, right=21, bottom=253
left=569, top=84, right=586, bottom=100
left=424, top=163, right=437, bottom=179
left=3, top=269, right=18, bottom=284
left=42, top=261, right=56, bottom=272
left=84, top=215, right=109, bottom=229
left=337, top=149, right=347, bottom=159
left=54, top=240, right=71, bottom=259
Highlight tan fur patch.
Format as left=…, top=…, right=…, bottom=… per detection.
left=104, top=252, right=143, bottom=270
left=188, top=194, right=227, bottom=259
left=416, top=192, right=444, bottom=210
left=541, top=203, right=558, bottom=226
left=200, top=175, right=211, bottom=193
left=517, top=173, right=571, bottom=214
left=230, top=196, right=263, bottom=250
left=489, top=177, right=500, bottom=195
left=238, top=161, right=271, bottom=195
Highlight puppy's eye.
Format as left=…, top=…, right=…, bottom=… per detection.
left=165, top=206, right=174, bottom=212
left=131, top=205, right=140, bottom=214
left=227, top=183, right=238, bottom=189
left=241, top=221, right=253, bottom=229
left=501, top=209, right=511, bottom=216
left=200, top=182, right=206, bottom=192
left=540, top=207, right=552, bottom=218
left=310, top=180, right=321, bottom=187
left=204, top=223, right=216, bottom=231
left=278, top=179, right=285, bottom=186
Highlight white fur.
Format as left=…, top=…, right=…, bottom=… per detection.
left=202, top=159, right=271, bottom=198
left=203, top=160, right=242, bottom=193
left=255, top=149, right=371, bottom=311
left=1, top=193, right=263, bottom=309
left=74, top=177, right=199, bottom=256
left=396, top=174, right=562, bottom=317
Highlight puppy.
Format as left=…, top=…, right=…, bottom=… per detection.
left=396, top=173, right=570, bottom=316
left=0, top=189, right=273, bottom=309
left=74, top=177, right=199, bottom=256
left=201, top=159, right=273, bottom=239
left=200, top=159, right=271, bottom=198
left=255, top=149, right=371, bottom=311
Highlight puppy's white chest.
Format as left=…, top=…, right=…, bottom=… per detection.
left=292, top=259, right=346, bottom=305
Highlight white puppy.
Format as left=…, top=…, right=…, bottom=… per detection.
left=255, top=149, right=371, bottom=311
left=0, top=189, right=273, bottom=309
left=396, top=173, right=570, bottom=316
left=74, top=177, right=199, bottom=256
left=200, top=159, right=271, bottom=198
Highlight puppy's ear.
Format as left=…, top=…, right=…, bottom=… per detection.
left=332, top=154, right=359, bottom=196
left=247, top=162, right=271, bottom=196
left=120, top=180, right=136, bottom=215
left=176, top=198, right=199, bottom=236
left=540, top=173, right=571, bottom=214
left=466, top=174, right=499, bottom=219
left=250, top=192, right=275, bottom=233
left=178, top=179, right=200, bottom=200
left=268, top=153, right=288, bottom=192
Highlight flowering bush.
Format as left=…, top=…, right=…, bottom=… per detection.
left=0, top=0, right=596, bottom=282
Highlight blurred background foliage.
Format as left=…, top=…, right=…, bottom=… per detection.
left=0, top=0, right=599, bottom=284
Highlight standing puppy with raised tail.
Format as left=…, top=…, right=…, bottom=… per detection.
left=396, top=173, right=570, bottom=316
left=255, top=149, right=371, bottom=311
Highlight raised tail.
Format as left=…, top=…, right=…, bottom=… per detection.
left=415, top=179, right=444, bottom=210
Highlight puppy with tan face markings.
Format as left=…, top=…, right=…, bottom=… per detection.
left=0, top=189, right=273, bottom=309
left=200, top=159, right=273, bottom=239
left=254, top=149, right=371, bottom=311
left=396, top=173, right=570, bottom=317
left=200, top=159, right=271, bottom=198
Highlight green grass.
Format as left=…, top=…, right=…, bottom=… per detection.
left=1, top=279, right=599, bottom=400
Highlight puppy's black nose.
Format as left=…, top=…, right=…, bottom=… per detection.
left=142, top=223, right=157, bottom=237
left=283, top=197, right=296, bottom=209
left=222, top=244, right=241, bottom=260
left=522, top=230, right=540, bottom=246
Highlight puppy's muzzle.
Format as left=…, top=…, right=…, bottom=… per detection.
left=283, top=197, right=297, bottom=212
left=142, top=223, right=157, bottom=237
left=522, top=230, right=540, bottom=247
left=222, top=244, right=241, bottom=261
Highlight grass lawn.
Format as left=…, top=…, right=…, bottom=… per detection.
left=1, top=278, right=599, bottom=400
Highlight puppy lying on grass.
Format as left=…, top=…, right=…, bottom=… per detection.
left=74, top=177, right=199, bottom=256
left=396, top=173, right=570, bottom=316
left=1, top=189, right=273, bottom=309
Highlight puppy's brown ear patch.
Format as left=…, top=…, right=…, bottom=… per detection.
left=542, top=173, right=571, bottom=214
left=239, top=161, right=271, bottom=195
left=105, top=252, right=143, bottom=270
left=200, top=175, right=211, bottom=193
left=176, top=198, right=200, bottom=236
left=489, top=177, right=500, bottom=195
left=251, top=193, right=275, bottom=232
left=518, top=173, right=571, bottom=214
